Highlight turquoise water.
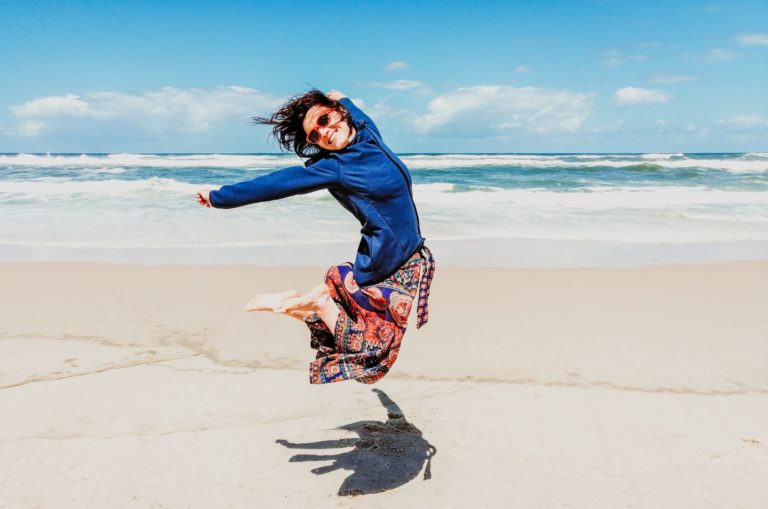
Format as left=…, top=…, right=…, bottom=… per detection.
left=1, top=152, right=767, bottom=265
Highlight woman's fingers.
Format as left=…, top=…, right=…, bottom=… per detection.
left=196, top=190, right=212, bottom=207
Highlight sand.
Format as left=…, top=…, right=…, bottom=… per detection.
left=1, top=261, right=767, bottom=508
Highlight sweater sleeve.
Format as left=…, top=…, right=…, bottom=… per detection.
left=339, top=97, right=382, bottom=139
left=209, top=158, right=340, bottom=209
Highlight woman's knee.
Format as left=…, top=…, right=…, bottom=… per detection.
left=324, top=266, right=336, bottom=283
left=310, top=283, right=331, bottom=302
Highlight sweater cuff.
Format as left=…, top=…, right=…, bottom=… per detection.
left=339, top=98, right=365, bottom=126
left=209, top=189, right=222, bottom=208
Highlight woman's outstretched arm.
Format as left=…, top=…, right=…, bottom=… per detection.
left=197, top=157, right=340, bottom=209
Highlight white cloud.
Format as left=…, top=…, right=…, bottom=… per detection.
left=17, top=121, right=45, bottom=137
left=412, top=85, right=594, bottom=136
left=706, top=48, right=743, bottom=61
left=587, top=118, right=626, bottom=134
left=384, top=61, right=410, bottom=72
left=716, top=115, right=768, bottom=131
left=361, top=80, right=430, bottom=93
left=648, top=75, right=697, bottom=84
left=9, top=86, right=282, bottom=138
left=703, top=5, right=740, bottom=14
left=365, top=99, right=414, bottom=122
left=514, top=65, right=531, bottom=73
left=373, top=80, right=424, bottom=90
left=614, top=87, right=671, bottom=105
left=737, top=33, right=768, bottom=46
left=599, top=50, right=649, bottom=67
left=600, top=50, right=624, bottom=68
left=11, top=94, right=104, bottom=118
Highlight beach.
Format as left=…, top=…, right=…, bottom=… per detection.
left=2, top=261, right=767, bottom=508
left=4, top=0, right=768, bottom=505
left=2, top=151, right=767, bottom=506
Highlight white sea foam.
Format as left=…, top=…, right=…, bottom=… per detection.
left=640, top=153, right=685, bottom=160
left=0, top=153, right=301, bottom=169
left=566, top=154, right=628, bottom=159
left=403, top=154, right=562, bottom=168
left=413, top=185, right=768, bottom=209
left=0, top=177, right=201, bottom=195
left=4, top=179, right=767, bottom=211
left=1, top=152, right=767, bottom=173
left=412, top=182, right=455, bottom=193
left=89, top=167, right=128, bottom=174
left=403, top=155, right=768, bottom=173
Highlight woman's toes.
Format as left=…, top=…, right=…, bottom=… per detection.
left=245, top=290, right=299, bottom=311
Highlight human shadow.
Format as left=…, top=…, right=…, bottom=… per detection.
left=276, top=388, right=436, bottom=496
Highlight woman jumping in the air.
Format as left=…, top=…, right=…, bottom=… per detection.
left=196, top=89, right=434, bottom=384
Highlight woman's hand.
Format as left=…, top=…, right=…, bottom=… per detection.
left=196, top=189, right=213, bottom=208
left=327, top=90, right=346, bottom=101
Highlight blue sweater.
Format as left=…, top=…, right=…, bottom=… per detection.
left=209, top=98, right=425, bottom=286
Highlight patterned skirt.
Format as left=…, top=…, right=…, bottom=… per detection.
left=306, top=245, right=435, bottom=384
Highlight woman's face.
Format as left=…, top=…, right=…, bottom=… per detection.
left=303, top=105, right=354, bottom=151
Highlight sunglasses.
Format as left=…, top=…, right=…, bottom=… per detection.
left=305, top=108, right=338, bottom=144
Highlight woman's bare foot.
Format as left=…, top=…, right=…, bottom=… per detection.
left=275, top=284, right=339, bottom=332
left=275, top=284, right=331, bottom=313
left=281, top=308, right=316, bottom=321
left=245, top=290, right=300, bottom=312
left=246, top=284, right=338, bottom=330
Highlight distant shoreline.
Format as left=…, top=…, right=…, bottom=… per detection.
left=2, top=238, right=767, bottom=268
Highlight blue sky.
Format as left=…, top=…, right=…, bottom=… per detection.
left=1, top=0, right=766, bottom=153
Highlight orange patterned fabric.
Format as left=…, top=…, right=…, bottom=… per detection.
left=307, top=246, right=434, bottom=384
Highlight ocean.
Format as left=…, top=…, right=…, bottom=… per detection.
left=2, top=152, right=767, bottom=267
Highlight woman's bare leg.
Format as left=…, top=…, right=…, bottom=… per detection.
left=276, top=284, right=340, bottom=333
left=245, top=285, right=340, bottom=332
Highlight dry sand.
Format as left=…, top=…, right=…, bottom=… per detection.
left=1, top=261, right=767, bottom=508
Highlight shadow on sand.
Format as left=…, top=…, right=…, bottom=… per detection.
left=276, top=388, right=436, bottom=496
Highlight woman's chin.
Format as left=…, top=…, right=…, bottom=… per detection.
left=324, top=138, right=348, bottom=151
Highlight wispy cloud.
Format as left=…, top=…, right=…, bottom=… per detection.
left=412, top=85, right=594, bottom=136
left=514, top=65, right=531, bottom=73
left=599, top=50, right=649, bottom=68
left=716, top=114, right=768, bottom=131
left=703, top=4, right=742, bottom=14
left=614, top=87, right=671, bottom=105
left=365, top=99, right=415, bottom=122
left=648, top=75, right=697, bottom=84
left=11, top=94, right=106, bottom=119
left=360, top=80, right=430, bottom=93
left=600, top=50, right=624, bottom=68
left=384, top=61, right=411, bottom=72
left=737, top=33, right=768, bottom=46
left=9, top=86, right=281, bottom=138
left=706, top=48, right=743, bottom=61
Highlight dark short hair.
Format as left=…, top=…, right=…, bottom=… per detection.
left=253, top=89, right=349, bottom=158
